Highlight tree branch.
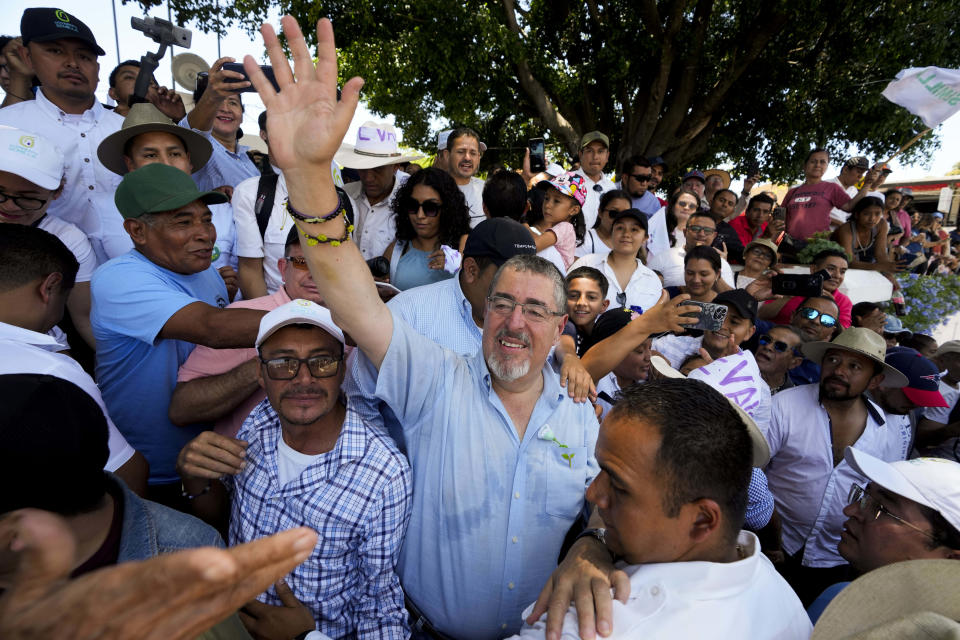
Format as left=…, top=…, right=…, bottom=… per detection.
left=501, top=0, right=581, bottom=155
left=632, top=0, right=686, bottom=154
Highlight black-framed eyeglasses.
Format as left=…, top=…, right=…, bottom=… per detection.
left=486, top=295, right=564, bottom=323
left=848, top=484, right=938, bottom=542
left=0, top=190, right=48, bottom=211
left=258, top=355, right=342, bottom=380
left=629, top=173, right=651, bottom=183
left=400, top=197, right=442, bottom=217
left=758, top=334, right=801, bottom=357
left=592, top=184, right=604, bottom=193
left=687, top=224, right=717, bottom=236
left=798, top=306, right=837, bottom=328
left=602, top=207, right=628, bottom=216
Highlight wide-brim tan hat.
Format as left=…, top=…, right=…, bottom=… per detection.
left=97, top=102, right=213, bottom=176
left=801, top=327, right=909, bottom=387
left=333, top=143, right=424, bottom=170
left=704, top=168, right=731, bottom=190
left=812, top=559, right=960, bottom=639
left=744, top=238, right=779, bottom=261
left=650, top=355, right=770, bottom=467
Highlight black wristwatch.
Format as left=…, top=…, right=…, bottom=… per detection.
left=575, top=527, right=607, bottom=547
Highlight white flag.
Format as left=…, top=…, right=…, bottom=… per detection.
left=882, top=66, right=960, bottom=128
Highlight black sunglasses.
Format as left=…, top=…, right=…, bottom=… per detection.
left=758, top=334, right=801, bottom=357
left=629, top=174, right=651, bottom=182
left=401, top=197, right=442, bottom=217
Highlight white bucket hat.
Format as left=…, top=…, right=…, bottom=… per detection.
left=334, top=121, right=423, bottom=170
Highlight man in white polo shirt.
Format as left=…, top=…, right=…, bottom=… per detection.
left=574, top=131, right=615, bottom=230
left=0, top=8, right=122, bottom=233
left=336, top=121, right=419, bottom=260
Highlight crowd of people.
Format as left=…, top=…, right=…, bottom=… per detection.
left=2, top=7, right=960, bottom=640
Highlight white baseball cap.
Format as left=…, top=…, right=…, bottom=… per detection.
left=845, top=448, right=960, bottom=533
left=255, top=299, right=345, bottom=348
left=0, top=126, right=65, bottom=190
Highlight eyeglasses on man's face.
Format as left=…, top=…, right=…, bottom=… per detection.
left=758, top=334, right=801, bottom=357
left=798, top=306, right=837, bottom=328
left=687, top=224, right=717, bottom=236
left=847, top=483, right=938, bottom=542
left=259, top=355, right=342, bottom=380
left=486, top=295, right=563, bottom=323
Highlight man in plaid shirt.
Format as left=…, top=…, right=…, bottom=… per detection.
left=178, top=299, right=411, bottom=640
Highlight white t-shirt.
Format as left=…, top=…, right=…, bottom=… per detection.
left=276, top=435, right=323, bottom=487
left=459, top=177, right=486, bottom=228
left=0, top=321, right=136, bottom=472
left=38, top=215, right=98, bottom=282
left=645, top=245, right=736, bottom=289
left=569, top=252, right=663, bottom=312
left=345, top=171, right=409, bottom=260
left=233, top=170, right=290, bottom=293
left=575, top=227, right=611, bottom=258
left=513, top=531, right=810, bottom=640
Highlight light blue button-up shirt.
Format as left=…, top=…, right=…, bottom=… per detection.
left=365, top=311, right=599, bottom=640
left=178, top=115, right=260, bottom=191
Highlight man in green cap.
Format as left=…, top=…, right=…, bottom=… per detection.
left=91, top=163, right=266, bottom=506
left=574, top=131, right=615, bottom=230
left=91, top=102, right=239, bottom=299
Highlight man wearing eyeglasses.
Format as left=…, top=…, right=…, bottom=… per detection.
left=177, top=299, right=412, bottom=639
left=761, top=328, right=909, bottom=606
left=783, top=294, right=841, bottom=386
left=646, top=212, right=736, bottom=287
left=753, top=325, right=804, bottom=395
left=806, top=447, right=960, bottom=623
left=574, top=131, right=615, bottom=229
left=170, top=228, right=327, bottom=438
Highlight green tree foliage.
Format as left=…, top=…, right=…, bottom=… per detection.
left=156, top=0, right=960, bottom=180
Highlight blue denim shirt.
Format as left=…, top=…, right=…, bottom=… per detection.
left=111, top=474, right=223, bottom=562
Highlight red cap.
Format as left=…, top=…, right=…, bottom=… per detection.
left=902, top=385, right=948, bottom=408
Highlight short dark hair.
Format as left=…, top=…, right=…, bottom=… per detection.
left=392, top=167, right=471, bottom=247
left=747, top=194, right=776, bottom=210
left=596, top=189, right=631, bottom=229
left=108, top=59, right=141, bottom=88
left=0, top=374, right=109, bottom=516
left=258, top=110, right=267, bottom=132
left=921, top=505, right=960, bottom=551
left=798, top=295, right=840, bottom=312
left=852, top=301, right=883, bottom=324
left=284, top=226, right=301, bottom=251
left=566, top=266, right=609, bottom=298
left=621, top=155, right=651, bottom=175
left=712, top=188, right=737, bottom=202
left=805, top=147, right=830, bottom=163
left=482, top=171, right=527, bottom=221
left=900, top=333, right=937, bottom=354
left=445, top=127, right=481, bottom=152
left=688, top=211, right=715, bottom=228
left=608, top=379, right=751, bottom=541
left=0, top=225, right=78, bottom=293
left=684, top=244, right=721, bottom=273
left=813, top=248, right=849, bottom=266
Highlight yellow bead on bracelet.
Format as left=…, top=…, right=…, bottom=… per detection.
left=293, top=213, right=354, bottom=246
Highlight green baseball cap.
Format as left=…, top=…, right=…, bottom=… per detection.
left=115, top=163, right=227, bottom=219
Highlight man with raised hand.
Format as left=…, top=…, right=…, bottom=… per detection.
left=242, top=18, right=651, bottom=639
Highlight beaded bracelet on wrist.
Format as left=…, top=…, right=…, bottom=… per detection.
left=181, top=479, right=212, bottom=500
left=284, top=192, right=344, bottom=223
left=293, top=212, right=354, bottom=247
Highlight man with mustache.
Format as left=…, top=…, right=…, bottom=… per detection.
left=0, top=8, right=123, bottom=234
left=91, top=164, right=267, bottom=505
left=440, top=127, right=487, bottom=228
left=760, top=328, right=909, bottom=606
left=177, top=299, right=412, bottom=639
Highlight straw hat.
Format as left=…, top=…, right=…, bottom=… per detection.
left=744, top=238, right=779, bottom=262
left=704, top=168, right=731, bottom=190
left=334, top=121, right=423, bottom=170
left=97, top=102, right=212, bottom=176
left=650, top=355, right=771, bottom=467
left=801, top=328, right=909, bottom=387
left=812, top=559, right=960, bottom=639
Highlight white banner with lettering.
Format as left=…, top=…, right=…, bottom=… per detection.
left=882, top=66, right=960, bottom=128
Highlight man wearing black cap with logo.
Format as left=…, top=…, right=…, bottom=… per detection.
left=91, top=163, right=267, bottom=505
left=0, top=8, right=123, bottom=234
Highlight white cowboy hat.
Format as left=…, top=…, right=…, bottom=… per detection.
left=334, top=121, right=424, bottom=170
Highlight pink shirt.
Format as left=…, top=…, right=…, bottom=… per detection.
left=551, top=221, right=577, bottom=269
left=177, top=288, right=291, bottom=437
left=765, top=290, right=852, bottom=328
left=896, top=209, right=912, bottom=243
left=784, top=182, right=851, bottom=240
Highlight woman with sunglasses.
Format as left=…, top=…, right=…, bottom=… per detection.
left=576, top=189, right=630, bottom=258
left=665, top=188, right=700, bottom=248
left=384, top=168, right=471, bottom=291
left=736, top=238, right=778, bottom=289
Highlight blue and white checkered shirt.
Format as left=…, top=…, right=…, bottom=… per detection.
left=229, top=399, right=412, bottom=640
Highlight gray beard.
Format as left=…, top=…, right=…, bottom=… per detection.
left=486, top=353, right=531, bottom=383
